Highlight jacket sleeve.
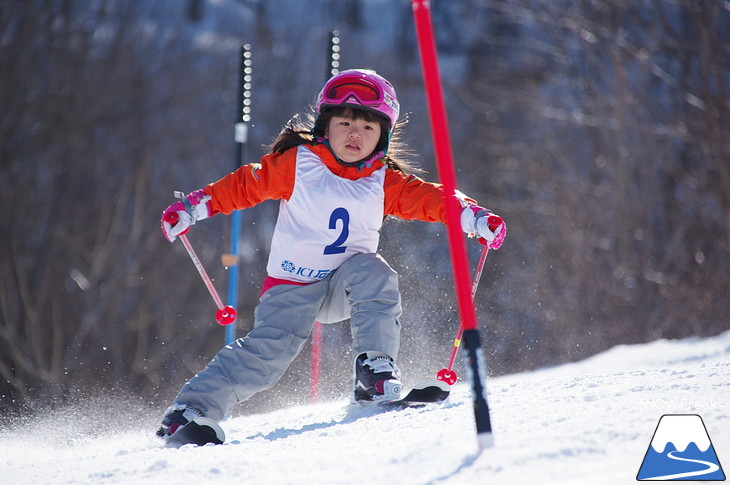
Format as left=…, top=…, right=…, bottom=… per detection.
left=383, top=169, right=477, bottom=224
left=202, top=149, right=297, bottom=216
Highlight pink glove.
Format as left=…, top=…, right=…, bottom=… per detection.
left=461, top=205, right=506, bottom=249
left=161, top=190, right=211, bottom=242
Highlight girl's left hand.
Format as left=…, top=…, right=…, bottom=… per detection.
left=461, top=206, right=506, bottom=249
left=475, top=212, right=505, bottom=249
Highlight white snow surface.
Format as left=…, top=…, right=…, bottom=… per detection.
left=3, top=331, right=729, bottom=485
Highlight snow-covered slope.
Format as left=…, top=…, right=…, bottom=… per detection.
left=3, top=331, right=728, bottom=485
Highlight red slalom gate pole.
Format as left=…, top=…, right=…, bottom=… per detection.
left=309, top=29, right=342, bottom=404
left=309, top=320, right=323, bottom=403
left=412, top=0, right=494, bottom=449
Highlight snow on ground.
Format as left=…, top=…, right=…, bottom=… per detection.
left=3, top=331, right=728, bottom=485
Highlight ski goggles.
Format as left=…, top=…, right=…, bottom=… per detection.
left=324, top=76, right=381, bottom=105
left=323, top=76, right=399, bottom=115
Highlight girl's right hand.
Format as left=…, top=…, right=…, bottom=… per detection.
left=161, top=189, right=211, bottom=242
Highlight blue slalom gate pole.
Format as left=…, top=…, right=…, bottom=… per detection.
left=225, top=211, right=241, bottom=345
left=224, top=44, right=253, bottom=345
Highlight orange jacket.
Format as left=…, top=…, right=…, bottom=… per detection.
left=203, top=144, right=462, bottom=224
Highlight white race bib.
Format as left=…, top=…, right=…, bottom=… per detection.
left=266, top=146, right=385, bottom=283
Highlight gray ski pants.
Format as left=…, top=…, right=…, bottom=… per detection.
left=171, top=252, right=402, bottom=421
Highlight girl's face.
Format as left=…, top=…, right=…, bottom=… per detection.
left=325, top=115, right=382, bottom=163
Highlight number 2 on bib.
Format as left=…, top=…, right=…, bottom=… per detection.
left=324, top=207, right=349, bottom=255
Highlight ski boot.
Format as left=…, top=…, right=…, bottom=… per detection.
left=156, top=404, right=201, bottom=439
left=156, top=404, right=225, bottom=446
left=353, top=352, right=402, bottom=404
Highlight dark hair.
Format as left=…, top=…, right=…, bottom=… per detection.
left=268, top=107, right=420, bottom=173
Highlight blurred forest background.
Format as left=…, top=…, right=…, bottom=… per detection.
left=1, top=0, right=728, bottom=417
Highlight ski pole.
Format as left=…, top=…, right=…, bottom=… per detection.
left=164, top=211, right=237, bottom=326
left=437, top=245, right=489, bottom=385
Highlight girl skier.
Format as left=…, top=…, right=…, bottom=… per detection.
left=156, top=69, right=505, bottom=439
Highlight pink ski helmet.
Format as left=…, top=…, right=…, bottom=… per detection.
left=316, top=69, right=400, bottom=133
